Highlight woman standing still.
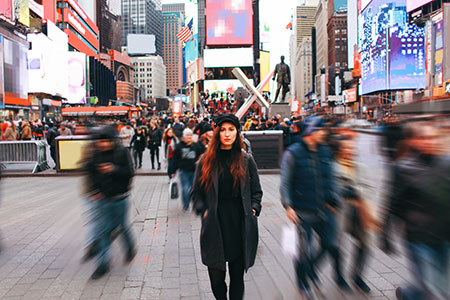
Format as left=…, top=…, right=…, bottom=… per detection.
left=148, top=120, right=162, bottom=170
left=191, top=114, right=263, bottom=300
left=163, top=127, right=178, bottom=180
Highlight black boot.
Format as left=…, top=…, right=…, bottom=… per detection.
left=354, top=276, right=371, bottom=293
left=91, top=263, right=109, bottom=280
left=125, top=247, right=136, bottom=264
left=157, top=163, right=161, bottom=170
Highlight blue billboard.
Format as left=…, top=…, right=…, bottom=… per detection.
left=359, top=0, right=425, bottom=94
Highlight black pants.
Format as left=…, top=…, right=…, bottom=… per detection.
left=133, top=150, right=143, bottom=168
left=149, top=146, right=160, bottom=168
left=207, top=258, right=245, bottom=300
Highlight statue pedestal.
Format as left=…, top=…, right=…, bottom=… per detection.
left=269, top=103, right=291, bottom=119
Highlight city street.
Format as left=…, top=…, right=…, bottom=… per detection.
left=0, top=172, right=411, bottom=300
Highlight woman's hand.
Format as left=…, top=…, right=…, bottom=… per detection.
left=286, top=206, right=300, bottom=224
left=203, top=209, right=208, bottom=219
left=252, top=209, right=257, bottom=216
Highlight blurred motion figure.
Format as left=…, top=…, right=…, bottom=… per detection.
left=84, top=126, right=136, bottom=279
left=381, top=122, right=450, bottom=300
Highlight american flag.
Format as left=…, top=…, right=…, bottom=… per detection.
left=177, top=18, right=194, bottom=43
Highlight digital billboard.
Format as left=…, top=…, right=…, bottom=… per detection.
left=359, top=0, right=425, bottom=94
left=67, top=52, right=86, bottom=104
left=3, top=36, right=28, bottom=100
left=0, top=36, right=4, bottom=109
left=206, top=0, right=253, bottom=46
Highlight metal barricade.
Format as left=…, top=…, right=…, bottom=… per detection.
left=242, top=130, right=284, bottom=169
left=0, top=141, right=50, bottom=173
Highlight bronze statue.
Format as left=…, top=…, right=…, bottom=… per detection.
left=272, top=55, right=291, bottom=103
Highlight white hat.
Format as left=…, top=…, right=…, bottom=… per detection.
left=183, top=128, right=193, bottom=137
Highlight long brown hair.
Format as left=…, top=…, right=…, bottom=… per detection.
left=200, top=124, right=246, bottom=192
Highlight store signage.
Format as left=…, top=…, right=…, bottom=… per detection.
left=445, top=81, right=450, bottom=94
left=328, top=95, right=345, bottom=102
left=31, top=105, right=40, bottom=111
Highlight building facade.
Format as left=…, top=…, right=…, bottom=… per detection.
left=297, top=37, right=313, bottom=102
left=97, top=0, right=122, bottom=53
left=295, top=5, right=318, bottom=46
left=130, top=55, right=167, bottom=100
left=327, top=11, right=348, bottom=69
left=121, top=0, right=163, bottom=56
left=162, top=7, right=184, bottom=96
left=56, top=0, right=100, bottom=57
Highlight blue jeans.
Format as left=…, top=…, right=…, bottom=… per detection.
left=97, top=197, right=135, bottom=267
left=83, top=197, right=103, bottom=248
left=178, top=170, right=194, bottom=210
left=167, top=158, right=175, bottom=179
left=294, top=211, right=333, bottom=292
left=401, top=241, right=449, bottom=300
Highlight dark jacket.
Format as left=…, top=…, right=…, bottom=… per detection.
left=172, top=122, right=185, bottom=139
left=384, top=152, right=450, bottom=244
left=130, top=132, right=147, bottom=152
left=280, top=139, right=338, bottom=213
left=85, top=142, right=134, bottom=200
left=46, top=127, right=60, bottom=147
left=173, top=141, right=200, bottom=172
left=191, top=152, right=263, bottom=271
left=147, top=127, right=162, bottom=148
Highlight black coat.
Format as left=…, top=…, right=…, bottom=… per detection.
left=191, top=152, right=263, bottom=271
left=131, top=132, right=147, bottom=151
left=147, top=127, right=162, bottom=148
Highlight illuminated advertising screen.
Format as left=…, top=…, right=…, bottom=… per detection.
left=0, top=36, right=3, bottom=109
left=3, top=37, right=28, bottom=100
left=67, top=52, right=86, bottom=104
left=406, top=0, right=433, bottom=12
left=359, top=0, right=425, bottom=94
left=206, top=0, right=253, bottom=45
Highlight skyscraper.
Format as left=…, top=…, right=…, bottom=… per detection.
left=162, top=4, right=185, bottom=96
left=97, top=0, right=123, bottom=53
left=121, top=0, right=163, bottom=56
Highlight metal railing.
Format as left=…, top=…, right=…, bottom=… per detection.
left=0, top=141, right=50, bottom=173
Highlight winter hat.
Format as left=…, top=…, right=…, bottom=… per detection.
left=183, top=128, right=193, bottom=137
left=214, top=113, right=241, bottom=130
left=301, top=116, right=326, bottom=137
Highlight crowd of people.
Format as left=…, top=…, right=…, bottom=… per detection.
left=1, top=110, right=449, bottom=300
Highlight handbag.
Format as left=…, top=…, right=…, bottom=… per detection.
left=170, top=178, right=179, bottom=199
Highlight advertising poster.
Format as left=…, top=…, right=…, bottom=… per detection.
left=204, top=79, right=243, bottom=94
left=0, top=36, right=4, bottom=109
left=14, top=0, right=30, bottom=27
left=67, top=52, right=86, bottom=104
left=172, top=101, right=182, bottom=115
left=259, top=50, right=270, bottom=92
left=0, top=1, right=13, bottom=20
left=206, top=0, right=253, bottom=45
left=434, top=20, right=443, bottom=86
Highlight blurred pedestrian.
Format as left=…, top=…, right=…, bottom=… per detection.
left=46, top=123, right=60, bottom=167
left=173, top=128, right=200, bottom=211
left=172, top=117, right=185, bottom=139
left=3, top=121, right=17, bottom=141
left=163, top=128, right=178, bottom=180
left=148, top=120, right=162, bottom=170
left=120, top=121, right=134, bottom=151
left=130, top=127, right=146, bottom=169
left=280, top=116, right=349, bottom=299
left=333, top=132, right=376, bottom=293
left=84, top=126, right=136, bottom=279
left=381, top=122, right=450, bottom=300
left=59, top=122, right=72, bottom=136
left=191, top=113, right=263, bottom=300
left=21, top=121, right=32, bottom=140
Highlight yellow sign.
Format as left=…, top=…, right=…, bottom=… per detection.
left=58, top=140, right=90, bottom=170
left=260, top=50, right=270, bottom=92
left=14, top=0, right=30, bottom=27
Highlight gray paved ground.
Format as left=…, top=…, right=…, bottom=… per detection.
left=0, top=172, right=411, bottom=300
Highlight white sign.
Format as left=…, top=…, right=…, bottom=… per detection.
left=127, top=34, right=156, bottom=55
left=204, top=48, right=253, bottom=68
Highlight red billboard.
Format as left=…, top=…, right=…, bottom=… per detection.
left=206, top=0, right=253, bottom=46
left=0, top=1, right=13, bottom=21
